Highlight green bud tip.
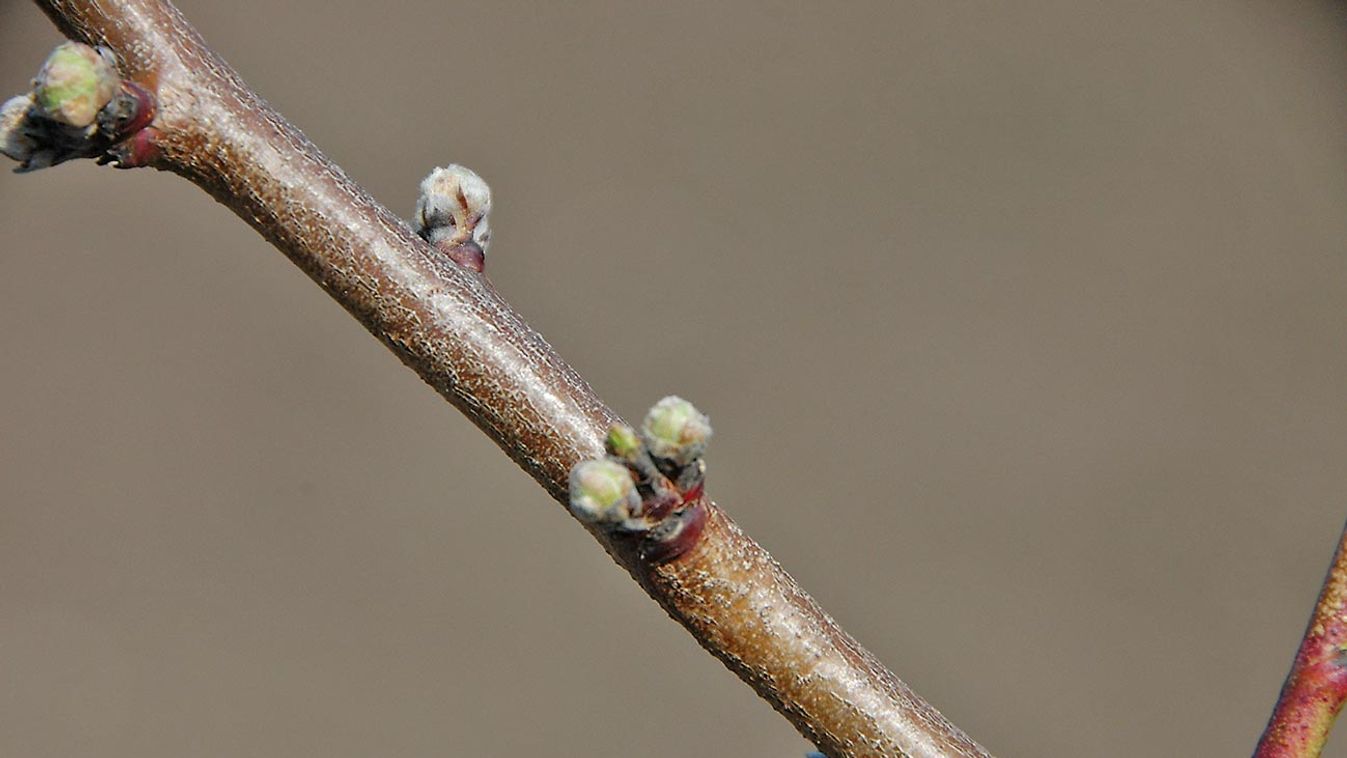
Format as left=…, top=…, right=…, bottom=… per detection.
left=34, top=43, right=119, bottom=128
left=568, top=459, right=639, bottom=524
left=605, top=423, right=643, bottom=460
left=641, top=396, right=712, bottom=465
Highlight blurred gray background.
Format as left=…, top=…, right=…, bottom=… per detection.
left=2, top=2, right=1346, bottom=756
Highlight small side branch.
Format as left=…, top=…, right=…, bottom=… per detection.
left=23, top=2, right=994, bottom=756
left=1255, top=520, right=1347, bottom=758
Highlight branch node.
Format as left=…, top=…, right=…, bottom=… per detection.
left=1, top=42, right=158, bottom=172
left=570, top=399, right=713, bottom=563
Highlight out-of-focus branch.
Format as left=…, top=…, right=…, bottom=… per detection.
left=20, top=2, right=994, bottom=756
left=1255, top=519, right=1347, bottom=758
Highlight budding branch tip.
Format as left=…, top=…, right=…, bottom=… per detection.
left=2, top=42, right=158, bottom=172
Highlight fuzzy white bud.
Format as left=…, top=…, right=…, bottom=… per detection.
left=415, top=164, right=492, bottom=252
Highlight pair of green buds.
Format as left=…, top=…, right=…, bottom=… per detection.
left=568, top=396, right=712, bottom=534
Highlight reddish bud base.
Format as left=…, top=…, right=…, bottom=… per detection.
left=97, top=83, right=159, bottom=168
left=110, top=125, right=161, bottom=168
left=117, top=82, right=156, bottom=138
left=638, top=500, right=707, bottom=564
left=639, top=484, right=682, bottom=521
left=433, top=239, right=485, bottom=272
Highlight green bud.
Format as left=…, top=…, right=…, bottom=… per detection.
left=640, top=396, right=712, bottom=466
left=605, top=423, right=643, bottom=461
left=34, top=43, right=119, bottom=128
left=568, top=459, right=639, bottom=524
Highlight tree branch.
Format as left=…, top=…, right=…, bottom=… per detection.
left=1255, top=518, right=1347, bottom=757
left=23, top=2, right=993, bottom=756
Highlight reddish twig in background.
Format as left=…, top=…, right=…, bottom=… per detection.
left=15, top=2, right=994, bottom=756
left=1255, top=519, right=1347, bottom=758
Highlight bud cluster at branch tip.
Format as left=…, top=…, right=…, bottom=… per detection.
left=568, top=397, right=713, bottom=562
left=414, top=164, right=493, bottom=272
left=1, top=42, right=158, bottom=172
